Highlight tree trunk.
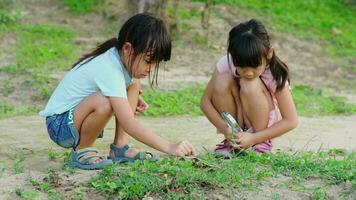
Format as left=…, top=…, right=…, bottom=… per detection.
left=201, top=0, right=213, bottom=44
left=126, top=0, right=167, bottom=18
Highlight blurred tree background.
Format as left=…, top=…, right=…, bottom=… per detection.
left=0, top=0, right=355, bottom=118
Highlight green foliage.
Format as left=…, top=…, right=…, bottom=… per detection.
left=13, top=155, right=25, bottom=174
left=0, top=102, right=40, bottom=119
left=15, top=188, right=39, bottom=200
left=141, top=84, right=356, bottom=117
left=0, top=0, right=19, bottom=26
left=0, top=24, right=78, bottom=98
left=215, top=0, right=356, bottom=58
left=90, top=150, right=356, bottom=198
left=0, top=11, right=17, bottom=25
left=142, top=85, right=204, bottom=116
left=63, top=0, right=104, bottom=15
left=0, top=165, right=5, bottom=178
left=292, top=85, right=356, bottom=116
left=31, top=169, right=64, bottom=199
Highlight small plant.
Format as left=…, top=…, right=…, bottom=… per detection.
left=63, top=0, right=104, bottom=15
left=0, top=165, right=5, bottom=178
left=47, top=148, right=63, bottom=161
left=30, top=169, right=64, bottom=199
left=13, top=155, right=25, bottom=174
left=0, top=11, right=18, bottom=25
left=1, top=79, right=14, bottom=96
left=15, top=188, right=39, bottom=200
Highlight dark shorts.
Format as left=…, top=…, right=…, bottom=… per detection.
left=45, top=108, right=80, bottom=148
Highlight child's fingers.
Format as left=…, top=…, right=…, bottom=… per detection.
left=186, top=143, right=196, bottom=156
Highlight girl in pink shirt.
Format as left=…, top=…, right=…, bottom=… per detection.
left=200, top=19, right=298, bottom=155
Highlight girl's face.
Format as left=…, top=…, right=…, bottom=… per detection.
left=120, top=42, right=158, bottom=79
left=235, top=57, right=267, bottom=80
left=130, top=53, right=158, bottom=79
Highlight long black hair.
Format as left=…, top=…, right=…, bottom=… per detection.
left=72, top=13, right=171, bottom=86
left=227, top=19, right=289, bottom=90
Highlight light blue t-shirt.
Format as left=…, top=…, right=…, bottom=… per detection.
left=39, top=47, right=133, bottom=117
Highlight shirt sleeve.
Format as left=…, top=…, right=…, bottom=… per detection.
left=94, top=66, right=127, bottom=98
left=216, top=55, right=238, bottom=78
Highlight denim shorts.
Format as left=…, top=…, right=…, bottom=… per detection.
left=46, top=108, right=80, bottom=148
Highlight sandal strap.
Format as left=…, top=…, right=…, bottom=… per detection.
left=110, top=144, right=130, bottom=157
left=110, top=144, right=159, bottom=162
left=75, top=147, right=103, bottom=164
left=76, top=147, right=99, bottom=158
left=80, top=155, right=104, bottom=165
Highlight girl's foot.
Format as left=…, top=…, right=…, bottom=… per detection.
left=214, top=139, right=236, bottom=157
left=69, top=148, right=113, bottom=170
left=108, top=144, right=159, bottom=163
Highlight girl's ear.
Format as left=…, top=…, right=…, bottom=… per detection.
left=122, top=42, right=133, bottom=55
left=267, top=47, right=274, bottom=59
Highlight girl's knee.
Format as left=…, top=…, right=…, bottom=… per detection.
left=213, top=74, right=236, bottom=95
left=239, top=78, right=264, bottom=97
left=93, top=93, right=113, bottom=116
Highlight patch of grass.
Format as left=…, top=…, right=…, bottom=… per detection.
left=13, top=155, right=25, bottom=174
left=63, top=0, right=105, bottom=15
left=15, top=188, right=39, bottom=200
left=141, top=84, right=356, bottom=117
left=90, top=150, right=355, bottom=199
left=0, top=102, right=40, bottom=119
left=292, top=85, right=356, bottom=116
left=0, top=24, right=78, bottom=98
left=0, top=165, right=5, bottom=178
left=47, top=148, right=65, bottom=161
left=0, top=10, right=18, bottom=25
left=206, top=0, right=356, bottom=59
left=142, top=85, right=204, bottom=116
left=1, top=79, right=14, bottom=96
left=30, top=169, right=64, bottom=199
left=0, top=0, right=19, bottom=27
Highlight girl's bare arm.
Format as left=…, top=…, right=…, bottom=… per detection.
left=110, top=97, right=196, bottom=156
left=200, top=69, right=231, bottom=135
left=110, top=97, right=171, bottom=154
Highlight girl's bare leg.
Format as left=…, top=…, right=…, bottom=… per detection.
left=211, top=73, right=243, bottom=126
left=239, top=78, right=273, bottom=132
left=73, top=92, right=113, bottom=149
left=112, top=80, right=141, bottom=158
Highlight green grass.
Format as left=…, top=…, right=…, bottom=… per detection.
left=90, top=150, right=355, bottom=199
left=15, top=188, right=39, bottom=200
left=142, top=85, right=205, bottom=116
left=63, top=0, right=105, bottom=15
left=0, top=102, right=40, bottom=119
left=0, top=24, right=78, bottom=98
left=30, top=169, right=64, bottom=199
left=0, top=0, right=19, bottom=27
left=141, top=84, right=356, bottom=117
left=206, top=0, right=356, bottom=59
left=293, top=85, right=356, bottom=116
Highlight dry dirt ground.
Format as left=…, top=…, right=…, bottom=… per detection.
left=0, top=0, right=356, bottom=199
left=0, top=115, right=355, bottom=199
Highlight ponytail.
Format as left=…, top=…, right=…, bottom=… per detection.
left=71, top=38, right=118, bottom=68
left=269, top=52, right=289, bottom=91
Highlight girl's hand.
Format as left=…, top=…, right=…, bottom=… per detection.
left=135, top=90, right=148, bottom=115
left=169, top=140, right=197, bottom=157
left=236, top=132, right=257, bottom=149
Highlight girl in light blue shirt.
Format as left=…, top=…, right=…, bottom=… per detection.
left=40, top=13, right=196, bottom=170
